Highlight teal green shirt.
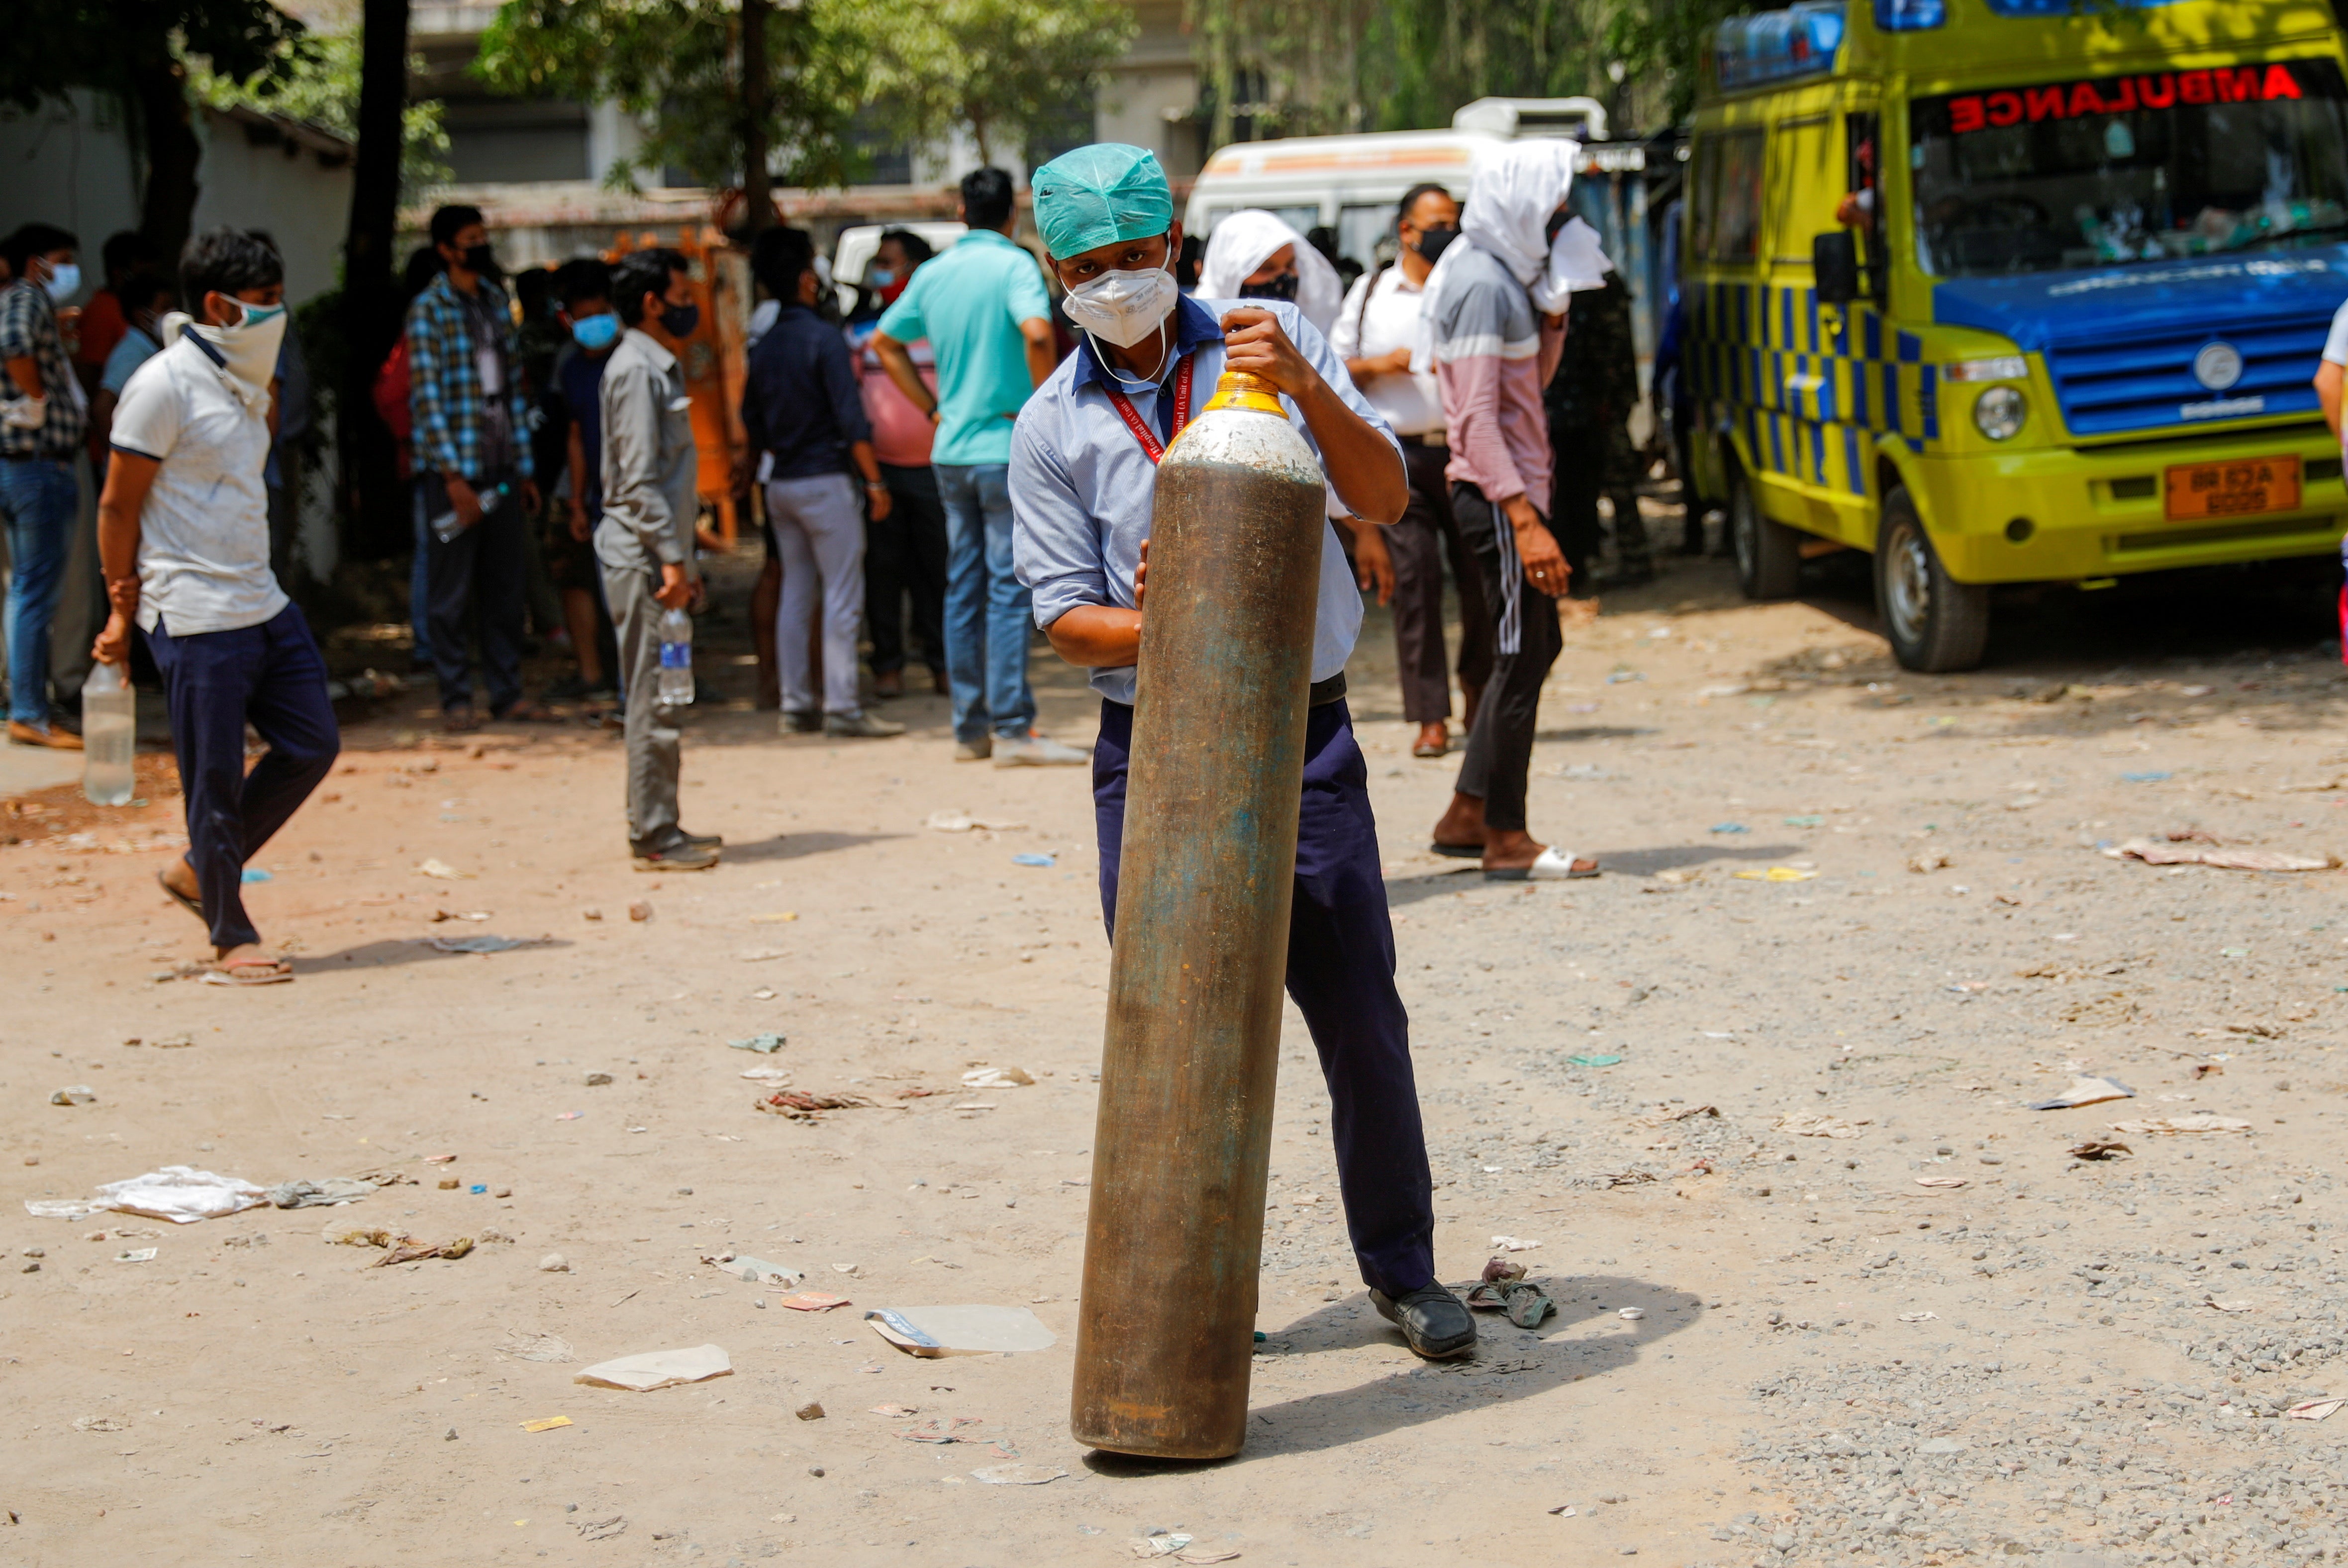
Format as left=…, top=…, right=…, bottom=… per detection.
left=877, top=230, right=1052, bottom=466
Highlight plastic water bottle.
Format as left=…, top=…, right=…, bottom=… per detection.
left=82, top=662, right=135, bottom=806
left=429, top=480, right=511, bottom=544
left=657, top=605, right=694, bottom=706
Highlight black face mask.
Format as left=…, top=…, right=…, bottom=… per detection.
left=461, top=242, right=499, bottom=279
left=1238, top=269, right=1300, bottom=302
left=1412, top=224, right=1461, bottom=263
left=660, top=300, right=701, bottom=340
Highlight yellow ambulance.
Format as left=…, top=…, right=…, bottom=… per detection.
left=1682, top=0, right=2348, bottom=669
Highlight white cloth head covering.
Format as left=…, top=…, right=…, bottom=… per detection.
left=1415, top=140, right=1613, bottom=371
left=1198, top=209, right=1345, bottom=336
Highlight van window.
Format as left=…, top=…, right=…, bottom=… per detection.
left=1909, top=58, right=2348, bottom=275
left=1336, top=204, right=1395, bottom=271
left=1693, top=128, right=1767, bottom=262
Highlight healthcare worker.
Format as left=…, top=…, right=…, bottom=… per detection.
left=1008, top=143, right=1477, bottom=1361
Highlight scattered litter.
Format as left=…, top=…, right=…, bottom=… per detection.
left=115, top=1247, right=158, bottom=1263
left=1617, top=1306, right=1646, bottom=1322
left=1567, top=1054, right=1622, bottom=1068
left=1489, top=1235, right=1542, bottom=1252
left=503, top=1334, right=574, bottom=1363
left=627, top=900, right=653, bottom=922
left=705, top=1254, right=804, bottom=1288
left=1914, top=1176, right=1969, bottom=1189
left=1734, top=867, right=1817, bottom=882
left=383, top=1235, right=475, bottom=1265
left=24, top=1198, right=105, bottom=1219
left=739, top=1068, right=792, bottom=1083
left=1634, top=1103, right=1718, bottom=1128
left=1011, top=853, right=1056, bottom=868
left=2106, top=837, right=2336, bottom=872
left=91, top=1166, right=267, bottom=1224
left=748, top=911, right=799, bottom=924
left=729, top=1033, right=787, bottom=1053
left=926, top=810, right=1028, bottom=833
left=794, top=1401, right=825, bottom=1421
left=1783, top=814, right=1824, bottom=828
left=1549, top=1504, right=1578, bottom=1518
left=416, top=858, right=472, bottom=880
left=520, top=1416, right=572, bottom=1432
left=425, top=934, right=530, bottom=954
left=2109, top=1114, right=2253, bottom=1135
left=1909, top=850, right=1952, bottom=874
left=895, top=1415, right=984, bottom=1443
left=1773, top=1113, right=1868, bottom=1139
left=964, top=1462, right=1066, bottom=1485
left=2203, top=1298, right=2257, bottom=1313
left=960, top=1066, right=1035, bottom=1088
left=2121, top=770, right=2173, bottom=783
left=1130, top=1536, right=1194, bottom=1559
left=539, top=1254, right=570, bottom=1272
left=754, top=1090, right=879, bottom=1120
left=777, top=1291, right=854, bottom=1312
left=1172, top=1552, right=1238, bottom=1565
left=555, top=1110, right=583, bottom=1121
left=1710, top=822, right=1749, bottom=834
left=73, top=1415, right=129, bottom=1431
left=2286, top=1398, right=2344, bottom=1422
left=573, top=1344, right=732, bottom=1391
left=583, top=1072, right=613, bottom=1087
left=2070, top=1140, right=2132, bottom=1161
left=266, top=1177, right=376, bottom=1209
left=2192, top=1062, right=2226, bottom=1079
left=1465, top=1258, right=1556, bottom=1327
left=2027, top=1075, right=2136, bottom=1111
left=575, top=1515, right=626, bottom=1541
left=865, top=1305, right=1057, bottom=1357
left=49, top=1086, right=97, bottom=1105
left=1897, top=1311, right=1940, bottom=1324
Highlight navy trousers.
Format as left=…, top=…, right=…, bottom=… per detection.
left=1092, top=697, right=1437, bottom=1296
left=144, top=605, right=340, bottom=950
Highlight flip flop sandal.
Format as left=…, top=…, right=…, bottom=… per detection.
left=202, top=958, right=294, bottom=986
left=156, top=869, right=205, bottom=924
left=1427, top=841, right=1483, bottom=859
left=1487, top=847, right=1600, bottom=882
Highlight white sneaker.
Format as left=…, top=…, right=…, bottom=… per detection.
left=993, top=733, right=1090, bottom=768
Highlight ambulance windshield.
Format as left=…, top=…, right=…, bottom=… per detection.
left=1908, top=59, right=2348, bottom=277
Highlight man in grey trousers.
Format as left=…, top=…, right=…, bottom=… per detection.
left=596, top=247, right=721, bottom=871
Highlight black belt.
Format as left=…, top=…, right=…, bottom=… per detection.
left=1396, top=432, right=1447, bottom=449
left=1111, top=672, right=1346, bottom=711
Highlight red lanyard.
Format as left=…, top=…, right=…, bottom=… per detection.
left=1102, top=354, right=1194, bottom=466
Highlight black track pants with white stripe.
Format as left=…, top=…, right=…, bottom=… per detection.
left=1450, top=481, right=1563, bottom=835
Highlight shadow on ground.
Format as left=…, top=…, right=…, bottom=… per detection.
left=1077, top=1274, right=1703, bottom=1469
left=717, top=831, right=906, bottom=864
left=294, top=936, right=572, bottom=972
left=1383, top=842, right=1803, bottom=905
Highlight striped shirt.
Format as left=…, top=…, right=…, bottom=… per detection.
left=1428, top=245, right=1563, bottom=504
left=0, top=281, right=87, bottom=460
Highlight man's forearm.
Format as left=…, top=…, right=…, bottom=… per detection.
left=1297, top=381, right=1407, bottom=524
left=1044, top=604, right=1142, bottom=669
left=1024, top=329, right=1056, bottom=390
left=5, top=354, right=41, bottom=400
left=873, top=337, right=931, bottom=415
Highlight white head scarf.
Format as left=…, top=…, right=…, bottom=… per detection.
left=1416, top=139, right=1614, bottom=371
left=1198, top=209, right=1345, bottom=336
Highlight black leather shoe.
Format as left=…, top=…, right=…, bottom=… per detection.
left=1369, top=1283, right=1477, bottom=1359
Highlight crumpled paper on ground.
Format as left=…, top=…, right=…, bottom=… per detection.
left=267, top=1177, right=378, bottom=1209
left=2110, top=1114, right=2253, bottom=1135
left=38, top=1166, right=273, bottom=1224
left=574, top=1344, right=733, bottom=1391
left=2106, top=837, right=2337, bottom=872
left=2027, top=1075, right=2135, bottom=1110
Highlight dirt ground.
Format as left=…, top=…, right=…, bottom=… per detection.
left=5, top=528, right=2348, bottom=1568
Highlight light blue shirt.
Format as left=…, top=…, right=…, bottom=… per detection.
left=1009, top=294, right=1395, bottom=706
left=876, top=229, right=1051, bottom=466
left=101, top=324, right=162, bottom=394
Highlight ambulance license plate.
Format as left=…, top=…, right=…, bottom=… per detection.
left=2164, top=455, right=2300, bottom=520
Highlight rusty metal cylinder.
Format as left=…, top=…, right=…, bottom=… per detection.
left=1070, top=371, right=1331, bottom=1459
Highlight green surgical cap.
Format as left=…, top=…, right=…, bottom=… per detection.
left=1031, top=143, right=1173, bottom=259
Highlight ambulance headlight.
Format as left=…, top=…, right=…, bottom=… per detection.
left=1973, top=385, right=2026, bottom=441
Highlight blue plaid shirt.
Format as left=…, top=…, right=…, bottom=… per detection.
left=405, top=272, right=534, bottom=482
left=0, top=280, right=87, bottom=460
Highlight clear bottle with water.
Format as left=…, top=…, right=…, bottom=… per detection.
left=429, top=480, right=511, bottom=544
left=82, top=662, right=135, bottom=806
left=657, top=605, right=694, bottom=706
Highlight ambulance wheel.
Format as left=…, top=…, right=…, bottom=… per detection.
left=1730, top=470, right=1801, bottom=600
left=1875, top=486, right=1990, bottom=673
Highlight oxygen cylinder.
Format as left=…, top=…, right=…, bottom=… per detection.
left=1070, top=368, right=1330, bottom=1459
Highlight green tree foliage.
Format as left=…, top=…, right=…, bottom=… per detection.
left=475, top=0, right=872, bottom=191
left=1604, top=0, right=1757, bottom=125
left=862, top=0, right=1136, bottom=167
left=189, top=30, right=454, bottom=199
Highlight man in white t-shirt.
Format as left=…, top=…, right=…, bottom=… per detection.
left=1330, top=183, right=1493, bottom=761
left=92, top=227, right=339, bottom=985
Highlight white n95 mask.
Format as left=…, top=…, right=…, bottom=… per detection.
left=1062, top=265, right=1178, bottom=349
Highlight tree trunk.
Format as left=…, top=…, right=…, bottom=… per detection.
left=127, top=41, right=200, bottom=262
left=341, top=0, right=413, bottom=559
left=740, top=0, right=773, bottom=232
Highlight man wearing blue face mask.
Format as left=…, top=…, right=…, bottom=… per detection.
left=1008, top=144, right=1476, bottom=1363
left=544, top=257, right=621, bottom=704
left=0, top=223, right=91, bottom=747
